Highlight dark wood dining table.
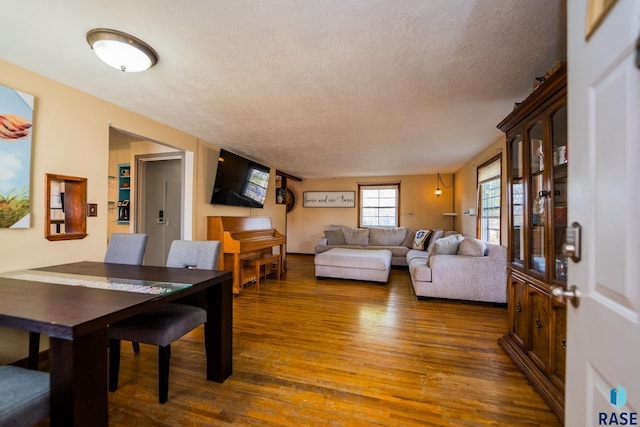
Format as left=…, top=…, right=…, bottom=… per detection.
left=0, top=261, right=233, bottom=427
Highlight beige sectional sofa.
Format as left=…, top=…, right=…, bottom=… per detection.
left=315, top=225, right=507, bottom=303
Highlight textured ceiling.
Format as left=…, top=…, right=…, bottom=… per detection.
left=0, top=0, right=566, bottom=179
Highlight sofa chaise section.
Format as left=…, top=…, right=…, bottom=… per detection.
left=408, top=240, right=507, bottom=303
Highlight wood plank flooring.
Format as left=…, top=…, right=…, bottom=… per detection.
left=40, top=254, right=562, bottom=426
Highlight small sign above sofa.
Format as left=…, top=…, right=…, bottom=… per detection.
left=303, top=191, right=355, bottom=208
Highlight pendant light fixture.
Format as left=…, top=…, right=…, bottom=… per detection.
left=434, top=172, right=453, bottom=197
left=86, top=28, right=158, bottom=72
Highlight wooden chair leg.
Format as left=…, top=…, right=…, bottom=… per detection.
left=28, top=332, right=40, bottom=370
left=109, top=339, right=121, bottom=392
left=255, top=263, right=261, bottom=291
left=158, top=345, right=171, bottom=404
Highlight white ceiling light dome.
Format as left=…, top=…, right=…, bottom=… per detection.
left=86, top=28, right=158, bottom=72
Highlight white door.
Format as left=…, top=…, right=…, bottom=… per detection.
left=566, top=0, right=640, bottom=425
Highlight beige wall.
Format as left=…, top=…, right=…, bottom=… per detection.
left=285, top=174, right=455, bottom=254
left=0, top=60, right=285, bottom=363
left=453, top=135, right=507, bottom=244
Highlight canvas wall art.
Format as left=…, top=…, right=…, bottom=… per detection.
left=0, top=85, right=34, bottom=228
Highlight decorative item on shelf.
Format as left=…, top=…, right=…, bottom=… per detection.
left=530, top=60, right=567, bottom=94
left=554, top=145, right=568, bottom=166
left=434, top=172, right=453, bottom=198
left=554, top=206, right=568, bottom=224
left=531, top=139, right=544, bottom=171
left=117, top=200, right=129, bottom=221
left=555, top=258, right=568, bottom=280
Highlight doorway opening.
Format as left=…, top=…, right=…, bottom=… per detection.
left=108, top=127, right=194, bottom=266
left=136, top=152, right=184, bottom=266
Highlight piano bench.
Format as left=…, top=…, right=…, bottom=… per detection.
left=242, top=253, right=281, bottom=291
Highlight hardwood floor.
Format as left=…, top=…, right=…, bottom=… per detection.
left=41, top=254, right=562, bottom=426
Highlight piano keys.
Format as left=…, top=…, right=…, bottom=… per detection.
left=207, top=216, right=285, bottom=294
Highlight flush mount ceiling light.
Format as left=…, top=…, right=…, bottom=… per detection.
left=86, top=28, right=158, bottom=72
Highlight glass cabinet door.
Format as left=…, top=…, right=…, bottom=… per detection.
left=551, top=105, right=568, bottom=282
left=510, top=135, right=524, bottom=266
left=528, top=122, right=545, bottom=274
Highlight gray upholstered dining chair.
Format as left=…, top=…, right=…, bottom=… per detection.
left=27, top=232, right=148, bottom=370
left=0, top=365, right=50, bottom=427
left=104, top=233, right=148, bottom=265
left=107, top=240, right=221, bottom=404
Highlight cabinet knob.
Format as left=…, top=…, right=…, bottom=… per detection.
left=562, top=338, right=567, bottom=350
left=515, top=303, right=522, bottom=312
left=535, top=319, right=543, bottom=328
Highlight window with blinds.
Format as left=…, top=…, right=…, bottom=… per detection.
left=477, top=155, right=502, bottom=244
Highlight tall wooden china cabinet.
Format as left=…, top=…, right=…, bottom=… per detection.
left=497, top=64, right=567, bottom=422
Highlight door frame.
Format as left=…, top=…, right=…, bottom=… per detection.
left=135, top=151, right=190, bottom=241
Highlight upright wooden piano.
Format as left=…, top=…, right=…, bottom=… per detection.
left=207, top=216, right=285, bottom=294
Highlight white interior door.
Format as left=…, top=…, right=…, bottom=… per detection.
left=566, top=0, right=640, bottom=425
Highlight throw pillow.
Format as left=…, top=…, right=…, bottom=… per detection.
left=457, top=237, right=487, bottom=256
left=369, top=227, right=407, bottom=246
left=324, top=229, right=346, bottom=245
left=433, top=234, right=463, bottom=255
left=412, top=229, right=432, bottom=250
left=402, top=229, right=417, bottom=248
left=427, top=234, right=463, bottom=267
left=342, top=227, right=370, bottom=245
left=426, top=229, right=444, bottom=252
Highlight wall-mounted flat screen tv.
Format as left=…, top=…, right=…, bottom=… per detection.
left=210, top=149, right=271, bottom=208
